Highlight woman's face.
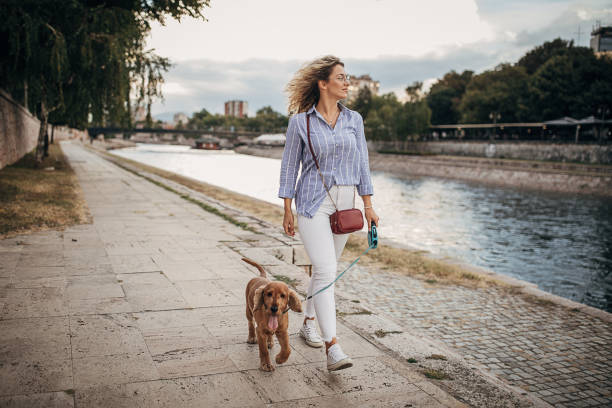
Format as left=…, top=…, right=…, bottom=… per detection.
left=322, top=64, right=349, bottom=100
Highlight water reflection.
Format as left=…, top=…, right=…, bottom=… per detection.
left=111, top=144, right=612, bottom=312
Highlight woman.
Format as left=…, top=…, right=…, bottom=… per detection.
left=278, top=55, right=379, bottom=371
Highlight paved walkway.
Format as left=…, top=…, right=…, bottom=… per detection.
left=0, top=142, right=466, bottom=407
left=337, top=263, right=612, bottom=407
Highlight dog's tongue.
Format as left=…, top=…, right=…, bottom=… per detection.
left=268, top=315, right=278, bottom=330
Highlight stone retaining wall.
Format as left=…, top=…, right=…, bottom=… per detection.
left=371, top=140, right=612, bottom=164
left=0, top=89, right=40, bottom=169
left=0, top=89, right=88, bottom=169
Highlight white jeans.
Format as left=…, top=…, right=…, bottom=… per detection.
left=297, top=185, right=356, bottom=342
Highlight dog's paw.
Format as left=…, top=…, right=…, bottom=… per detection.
left=275, top=353, right=289, bottom=364
left=247, top=336, right=256, bottom=344
left=260, top=362, right=275, bottom=372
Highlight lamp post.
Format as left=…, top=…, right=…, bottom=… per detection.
left=597, top=106, right=610, bottom=144
left=489, top=112, right=501, bottom=141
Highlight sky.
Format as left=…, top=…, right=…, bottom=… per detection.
left=145, top=0, right=612, bottom=120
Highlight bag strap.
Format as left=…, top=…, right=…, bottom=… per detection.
left=306, top=113, right=340, bottom=212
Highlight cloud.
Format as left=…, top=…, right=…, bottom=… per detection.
left=150, top=0, right=612, bottom=118
left=146, top=0, right=494, bottom=62
left=152, top=46, right=503, bottom=117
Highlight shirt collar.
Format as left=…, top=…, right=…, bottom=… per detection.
left=307, top=101, right=348, bottom=116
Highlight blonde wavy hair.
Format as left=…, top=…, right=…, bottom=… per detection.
left=285, top=55, right=344, bottom=115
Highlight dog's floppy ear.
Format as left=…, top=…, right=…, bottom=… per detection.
left=288, top=289, right=302, bottom=313
left=253, top=287, right=265, bottom=311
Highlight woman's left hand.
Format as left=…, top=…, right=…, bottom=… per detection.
left=364, top=207, right=379, bottom=231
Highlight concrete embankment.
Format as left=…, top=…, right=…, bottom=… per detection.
left=236, top=145, right=612, bottom=196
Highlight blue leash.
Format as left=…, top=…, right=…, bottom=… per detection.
left=305, top=223, right=378, bottom=301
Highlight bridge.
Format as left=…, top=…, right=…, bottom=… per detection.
left=87, top=127, right=270, bottom=141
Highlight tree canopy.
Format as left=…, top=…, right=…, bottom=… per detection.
left=425, top=38, right=612, bottom=125
left=0, top=0, right=210, bottom=131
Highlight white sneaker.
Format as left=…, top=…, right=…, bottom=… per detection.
left=299, top=320, right=324, bottom=348
left=326, top=343, right=353, bottom=371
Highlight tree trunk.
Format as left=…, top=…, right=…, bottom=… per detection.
left=36, top=98, right=48, bottom=163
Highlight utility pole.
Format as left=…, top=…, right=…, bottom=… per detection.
left=573, top=25, right=583, bottom=45
left=489, top=111, right=501, bottom=141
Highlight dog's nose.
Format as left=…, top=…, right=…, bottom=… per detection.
left=271, top=305, right=278, bottom=313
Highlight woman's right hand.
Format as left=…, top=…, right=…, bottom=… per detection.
left=283, top=211, right=295, bottom=237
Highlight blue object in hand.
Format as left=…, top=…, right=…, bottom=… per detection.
left=368, top=221, right=378, bottom=249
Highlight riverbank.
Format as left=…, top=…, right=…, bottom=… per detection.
left=235, top=145, right=612, bottom=196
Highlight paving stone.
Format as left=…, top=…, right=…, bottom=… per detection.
left=0, top=359, right=72, bottom=396
left=131, top=309, right=207, bottom=331
left=175, top=280, right=242, bottom=308
left=265, top=391, right=442, bottom=408
left=142, top=325, right=217, bottom=355
left=74, top=372, right=266, bottom=408
left=152, top=345, right=238, bottom=379
left=68, top=296, right=134, bottom=315
left=109, top=254, right=160, bottom=274
left=72, top=352, right=159, bottom=388
left=70, top=314, right=148, bottom=358
left=66, top=274, right=124, bottom=300
left=153, top=260, right=218, bottom=281
left=0, top=287, right=68, bottom=319
left=0, top=317, right=70, bottom=361
left=0, top=391, right=75, bottom=408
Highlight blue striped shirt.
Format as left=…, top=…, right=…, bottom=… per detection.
left=278, top=103, right=374, bottom=218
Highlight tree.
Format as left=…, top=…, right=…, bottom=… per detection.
left=426, top=70, right=473, bottom=124
left=458, top=64, right=529, bottom=123
left=0, top=0, right=210, bottom=160
left=517, top=38, right=573, bottom=75
left=528, top=48, right=612, bottom=120
left=349, top=87, right=373, bottom=119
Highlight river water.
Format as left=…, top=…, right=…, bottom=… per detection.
left=111, top=144, right=612, bottom=312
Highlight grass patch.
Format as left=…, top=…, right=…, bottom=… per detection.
left=426, top=354, right=448, bottom=361
left=374, top=329, right=403, bottom=338
left=406, top=358, right=418, bottom=363
left=422, top=368, right=452, bottom=380
left=272, top=274, right=299, bottom=288
left=0, top=144, right=90, bottom=237
left=342, top=234, right=497, bottom=289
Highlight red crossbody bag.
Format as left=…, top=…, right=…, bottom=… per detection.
left=306, top=114, right=364, bottom=234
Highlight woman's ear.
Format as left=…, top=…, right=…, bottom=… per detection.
left=253, top=287, right=265, bottom=311
left=318, top=79, right=327, bottom=91
left=288, top=289, right=302, bottom=313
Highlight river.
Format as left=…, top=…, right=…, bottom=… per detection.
left=111, top=144, right=612, bottom=312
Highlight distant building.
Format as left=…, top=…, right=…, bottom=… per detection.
left=173, top=112, right=189, bottom=127
left=590, top=24, right=612, bottom=58
left=346, top=75, right=380, bottom=103
left=225, top=100, right=248, bottom=118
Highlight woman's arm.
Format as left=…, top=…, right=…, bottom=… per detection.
left=278, top=115, right=303, bottom=200
left=279, top=115, right=302, bottom=236
left=355, top=113, right=378, bottom=229
left=355, top=113, right=374, bottom=196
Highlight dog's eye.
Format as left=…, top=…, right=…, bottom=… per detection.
left=267, top=292, right=272, bottom=297
left=280, top=294, right=285, bottom=298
